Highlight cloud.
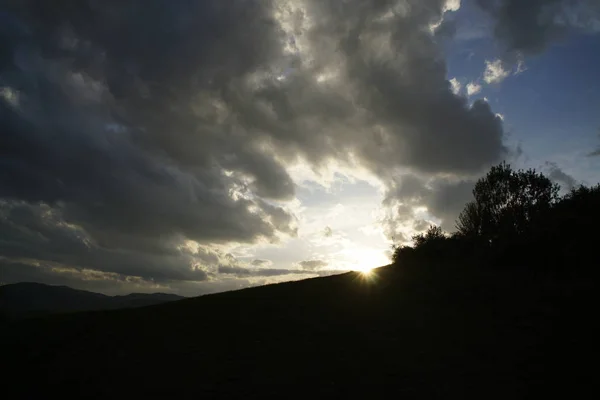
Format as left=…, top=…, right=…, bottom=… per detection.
left=0, top=201, right=213, bottom=282
left=444, top=0, right=462, bottom=13
left=0, top=0, right=508, bottom=293
left=476, top=0, right=600, bottom=55
left=0, top=86, right=20, bottom=107
left=299, top=260, right=328, bottom=270
left=545, top=162, right=578, bottom=190
left=515, top=59, right=528, bottom=75
left=0, top=258, right=171, bottom=295
left=466, top=82, right=482, bottom=96
left=484, top=59, right=511, bottom=84
left=449, top=78, right=462, bottom=95
left=0, top=257, right=263, bottom=297
left=588, top=131, right=600, bottom=156
left=251, top=259, right=272, bottom=267
left=218, top=264, right=339, bottom=278
left=430, top=0, right=463, bottom=36
left=218, top=266, right=253, bottom=276
left=413, top=219, right=431, bottom=232
left=589, top=149, right=600, bottom=157
left=383, top=175, right=476, bottom=233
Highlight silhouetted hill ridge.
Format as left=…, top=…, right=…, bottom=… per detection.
left=0, top=282, right=184, bottom=317
left=1, top=265, right=595, bottom=398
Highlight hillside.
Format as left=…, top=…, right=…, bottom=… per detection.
left=2, top=263, right=595, bottom=398
left=0, top=282, right=184, bottom=318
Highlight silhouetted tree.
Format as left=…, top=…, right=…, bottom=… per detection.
left=412, top=225, right=446, bottom=248
left=391, top=245, right=415, bottom=265
left=455, top=202, right=482, bottom=238
left=392, top=226, right=448, bottom=264
left=456, top=162, right=559, bottom=245
left=535, top=183, right=600, bottom=271
left=392, top=162, right=599, bottom=272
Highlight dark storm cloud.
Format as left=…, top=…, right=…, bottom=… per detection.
left=235, top=0, right=507, bottom=175
left=383, top=175, right=475, bottom=233
left=0, top=201, right=211, bottom=282
left=0, top=1, right=296, bottom=249
left=427, top=180, right=477, bottom=230
left=476, top=0, right=600, bottom=55
left=0, top=0, right=508, bottom=289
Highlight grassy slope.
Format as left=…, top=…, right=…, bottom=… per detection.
left=2, top=264, right=595, bottom=398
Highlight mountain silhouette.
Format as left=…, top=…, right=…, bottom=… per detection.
left=0, top=282, right=184, bottom=318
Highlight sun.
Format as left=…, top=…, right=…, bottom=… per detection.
left=355, top=266, right=379, bottom=283
left=342, top=247, right=387, bottom=275
left=357, top=266, right=373, bottom=276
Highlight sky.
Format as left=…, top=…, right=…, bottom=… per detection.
left=1, top=0, right=599, bottom=296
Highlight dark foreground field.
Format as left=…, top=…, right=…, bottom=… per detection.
left=2, top=263, right=595, bottom=398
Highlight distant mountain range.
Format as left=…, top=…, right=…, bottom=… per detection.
left=0, top=282, right=184, bottom=318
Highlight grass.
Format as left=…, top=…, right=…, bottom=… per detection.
left=2, top=263, right=595, bottom=398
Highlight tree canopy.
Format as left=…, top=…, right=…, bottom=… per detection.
left=456, top=162, right=559, bottom=243
left=393, top=162, right=598, bottom=272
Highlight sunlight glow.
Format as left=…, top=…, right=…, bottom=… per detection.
left=342, top=247, right=388, bottom=273
left=355, top=266, right=381, bottom=285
